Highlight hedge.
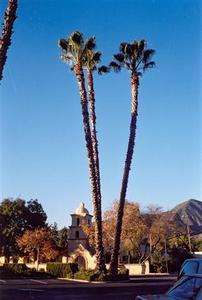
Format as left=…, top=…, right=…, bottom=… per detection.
left=0, top=262, right=129, bottom=281
left=74, top=269, right=96, bottom=281
left=0, top=263, right=29, bottom=275
left=46, top=262, right=78, bottom=278
left=0, top=264, right=53, bottom=279
left=74, top=267, right=129, bottom=282
left=0, top=263, right=31, bottom=278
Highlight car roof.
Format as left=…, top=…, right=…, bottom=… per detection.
left=181, top=274, right=202, bottom=279
left=184, top=258, right=202, bottom=262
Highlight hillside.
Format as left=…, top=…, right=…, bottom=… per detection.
left=170, top=199, right=202, bottom=234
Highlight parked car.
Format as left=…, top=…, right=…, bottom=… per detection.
left=135, top=274, right=202, bottom=300
left=178, top=258, right=202, bottom=278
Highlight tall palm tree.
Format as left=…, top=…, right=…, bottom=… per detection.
left=0, top=0, right=18, bottom=81
left=58, top=32, right=105, bottom=272
left=82, top=38, right=102, bottom=212
left=82, top=37, right=109, bottom=218
left=109, top=40, right=155, bottom=275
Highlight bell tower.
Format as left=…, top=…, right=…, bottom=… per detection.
left=68, top=202, right=93, bottom=253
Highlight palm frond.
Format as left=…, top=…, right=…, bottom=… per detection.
left=70, top=31, right=84, bottom=46
left=83, top=50, right=101, bottom=71
left=119, top=42, right=127, bottom=53
left=142, top=49, right=155, bottom=64
left=125, top=44, right=133, bottom=57
left=98, top=65, right=110, bottom=75
left=70, top=65, right=75, bottom=72
left=113, top=53, right=124, bottom=63
left=92, top=51, right=101, bottom=63
left=60, top=54, right=72, bottom=64
left=111, top=39, right=155, bottom=76
left=137, top=71, right=142, bottom=76
left=109, top=61, right=121, bottom=72
left=124, top=62, right=131, bottom=70
left=85, top=36, right=96, bottom=50
left=137, top=40, right=146, bottom=55
left=143, top=61, right=155, bottom=71
left=58, top=39, right=68, bottom=51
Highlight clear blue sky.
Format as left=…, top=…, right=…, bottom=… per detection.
left=0, top=0, right=201, bottom=228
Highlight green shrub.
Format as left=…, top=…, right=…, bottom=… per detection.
left=46, top=262, right=78, bottom=278
left=69, top=263, right=79, bottom=274
left=28, top=268, right=52, bottom=278
left=118, top=266, right=129, bottom=280
left=91, top=271, right=107, bottom=282
left=74, top=267, right=129, bottom=282
left=0, top=264, right=54, bottom=279
left=5, top=263, right=29, bottom=274
left=0, top=264, right=29, bottom=278
left=74, top=269, right=95, bottom=281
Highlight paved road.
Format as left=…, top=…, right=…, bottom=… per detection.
left=0, top=277, right=176, bottom=300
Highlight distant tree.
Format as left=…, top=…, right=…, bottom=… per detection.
left=139, top=208, right=178, bottom=263
left=150, top=227, right=193, bottom=273
left=27, top=199, right=47, bottom=228
left=50, top=222, right=59, bottom=245
left=82, top=222, right=95, bottom=250
left=103, top=201, right=147, bottom=260
left=193, top=239, right=202, bottom=251
left=83, top=200, right=147, bottom=261
left=57, top=227, right=69, bottom=252
left=50, top=223, right=69, bottom=255
left=0, top=198, right=47, bottom=261
left=141, top=207, right=193, bottom=272
left=150, top=214, right=173, bottom=248
left=0, top=0, right=18, bottom=81
left=108, top=40, right=155, bottom=275
left=141, top=204, right=162, bottom=229
left=17, top=228, right=59, bottom=270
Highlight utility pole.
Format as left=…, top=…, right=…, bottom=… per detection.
left=149, top=233, right=152, bottom=253
left=187, top=224, right=192, bottom=253
left=164, top=239, right=169, bottom=273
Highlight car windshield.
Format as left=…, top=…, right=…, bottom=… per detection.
left=198, top=261, right=202, bottom=273
left=179, top=261, right=198, bottom=277
left=168, top=276, right=202, bottom=300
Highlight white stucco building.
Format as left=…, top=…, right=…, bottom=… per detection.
left=66, top=202, right=96, bottom=269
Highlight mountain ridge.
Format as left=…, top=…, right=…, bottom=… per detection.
left=170, top=199, right=202, bottom=234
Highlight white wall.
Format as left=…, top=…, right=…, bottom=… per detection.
left=124, top=261, right=150, bottom=275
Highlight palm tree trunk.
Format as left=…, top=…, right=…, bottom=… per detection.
left=109, top=73, right=139, bottom=276
left=86, top=70, right=102, bottom=217
left=74, top=63, right=105, bottom=272
left=0, top=0, right=18, bottom=81
left=86, top=69, right=106, bottom=271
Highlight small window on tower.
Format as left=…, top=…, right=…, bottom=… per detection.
left=77, top=218, right=80, bottom=226
left=75, top=231, right=79, bottom=238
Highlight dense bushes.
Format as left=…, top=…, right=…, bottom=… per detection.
left=150, top=247, right=193, bottom=273
left=74, top=269, right=96, bottom=281
left=168, top=247, right=193, bottom=273
left=74, top=266, right=129, bottom=282
left=0, top=264, right=52, bottom=279
left=116, top=266, right=129, bottom=280
left=0, top=262, right=129, bottom=281
left=46, top=262, right=78, bottom=278
left=0, top=263, right=29, bottom=277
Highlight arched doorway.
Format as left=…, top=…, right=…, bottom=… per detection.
left=75, top=255, right=86, bottom=269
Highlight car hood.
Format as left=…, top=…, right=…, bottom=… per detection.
left=136, top=295, right=179, bottom=300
